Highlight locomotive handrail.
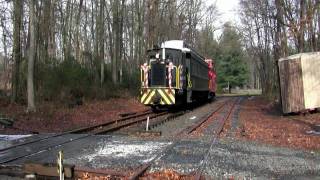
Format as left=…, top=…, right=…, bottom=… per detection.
left=176, top=65, right=183, bottom=89
left=140, top=68, right=143, bottom=84
left=169, top=65, right=180, bottom=89
left=176, top=66, right=179, bottom=89
left=140, top=65, right=150, bottom=88
left=187, top=73, right=192, bottom=88
left=172, top=66, right=178, bottom=89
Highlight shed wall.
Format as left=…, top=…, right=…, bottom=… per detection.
left=279, top=58, right=305, bottom=113
left=301, top=53, right=320, bottom=109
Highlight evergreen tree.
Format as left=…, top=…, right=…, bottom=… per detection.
left=216, top=23, right=249, bottom=90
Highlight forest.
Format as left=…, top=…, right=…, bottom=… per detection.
left=0, top=0, right=319, bottom=111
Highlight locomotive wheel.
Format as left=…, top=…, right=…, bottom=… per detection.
left=151, top=105, right=160, bottom=113
left=208, top=92, right=215, bottom=102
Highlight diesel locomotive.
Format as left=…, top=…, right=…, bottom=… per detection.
left=140, top=40, right=216, bottom=109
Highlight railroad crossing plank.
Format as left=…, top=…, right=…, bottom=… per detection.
left=0, top=134, right=50, bottom=151
left=0, top=134, right=87, bottom=164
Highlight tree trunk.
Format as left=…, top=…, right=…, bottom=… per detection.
left=67, top=0, right=74, bottom=59
left=146, top=0, right=158, bottom=49
left=119, top=0, right=126, bottom=84
left=318, top=5, right=320, bottom=51
left=11, top=0, right=23, bottom=103
left=75, top=0, right=83, bottom=63
left=129, top=0, right=134, bottom=75
left=0, top=15, right=8, bottom=70
left=48, top=0, right=56, bottom=59
left=27, top=0, right=36, bottom=112
left=275, top=0, right=284, bottom=103
left=63, top=0, right=73, bottom=61
left=134, top=0, right=140, bottom=67
left=112, top=0, right=119, bottom=84
left=99, top=0, right=105, bottom=86
left=298, top=0, right=305, bottom=52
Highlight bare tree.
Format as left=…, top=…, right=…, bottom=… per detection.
left=0, top=0, right=224, bottom=104
left=112, top=0, right=119, bottom=84
left=11, top=0, right=23, bottom=102
left=0, top=13, right=8, bottom=70
left=240, top=0, right=320, bottom=98
left=27, top=0, right=36, bottom=112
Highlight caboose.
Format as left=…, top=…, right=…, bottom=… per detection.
left=140, top=40, right=216, bottom=110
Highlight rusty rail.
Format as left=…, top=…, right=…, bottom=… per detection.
left=92, top=112, right=168, bottom=134
left=194, top=97, right=239, bottom=180
left=0, top=110, right=153, bottom=152
left=0, top=110, right=168, bottom=164
left=74, top=166, right=127, bottom=177
left=70, top=110, right=155, bottom=134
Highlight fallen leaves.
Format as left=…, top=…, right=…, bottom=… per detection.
left=237, top=97, right=320, bottom=151
left=0, top=97, right=148, bottom=134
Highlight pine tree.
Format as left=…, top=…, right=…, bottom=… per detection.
left=216, top=23, right=249, bottom=90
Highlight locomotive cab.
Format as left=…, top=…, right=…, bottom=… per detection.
left=140, top=47, right=182, bottom=108
left=140, top=40, right=216, bottom=110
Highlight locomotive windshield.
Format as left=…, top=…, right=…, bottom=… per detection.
left=147, top=49, right=182, bottom=65
left=146, top=48, right=181, bottom=87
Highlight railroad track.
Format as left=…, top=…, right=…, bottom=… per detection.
left=1, top=97, right=239, bottom=178
left=0, top=109, right=154, bottom=152
left=126, top=97, right=239, bottom=179
left=73, top=111, right=167, bottom=134
left=194, top=97, right=239, bottom=179
left=0, top=109, right=169, bottom=164
left=175, top=98, right=232, bottom=137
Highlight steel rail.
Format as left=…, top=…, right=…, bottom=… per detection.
left=194, top=97, right=239, bottom=180
left=69, top=110, right=154, bottom=134
left=0, top=111, right=168, bottom=164
left=177, top=99, right=231, bottom=136
left=74, top=166, right=128, bottom=177
left=0, top=110, right=153, bottom=152
left=146, top=111, right=186, bottom=130
left=92, top=112, right=168, bottom=134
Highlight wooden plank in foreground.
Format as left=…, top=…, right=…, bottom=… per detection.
left=24, top=163, right=74, bottom=178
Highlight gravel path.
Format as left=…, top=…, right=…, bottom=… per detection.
left=204, top=138, right=320, bottom=179
left=150, top=138, right=320, bottom=179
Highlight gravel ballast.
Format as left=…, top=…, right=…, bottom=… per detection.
left=150, top=138, right=320, bottom=179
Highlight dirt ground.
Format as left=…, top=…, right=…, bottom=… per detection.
left=0, top=97, right=147, bottom=134
left=237, top=96, right=320, bottom=151
left=1, top=95, right=320, bottom=152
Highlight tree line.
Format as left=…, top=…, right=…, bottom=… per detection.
left=239, top=0, right=320, bottom=98
left=4, top=0, right=312, bottom=110
left=2, top=0, right=239, bottom=111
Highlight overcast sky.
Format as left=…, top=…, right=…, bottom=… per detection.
left=205, top=0, right=240, bottom=37
left=215, top=0, right=240, bottom=23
